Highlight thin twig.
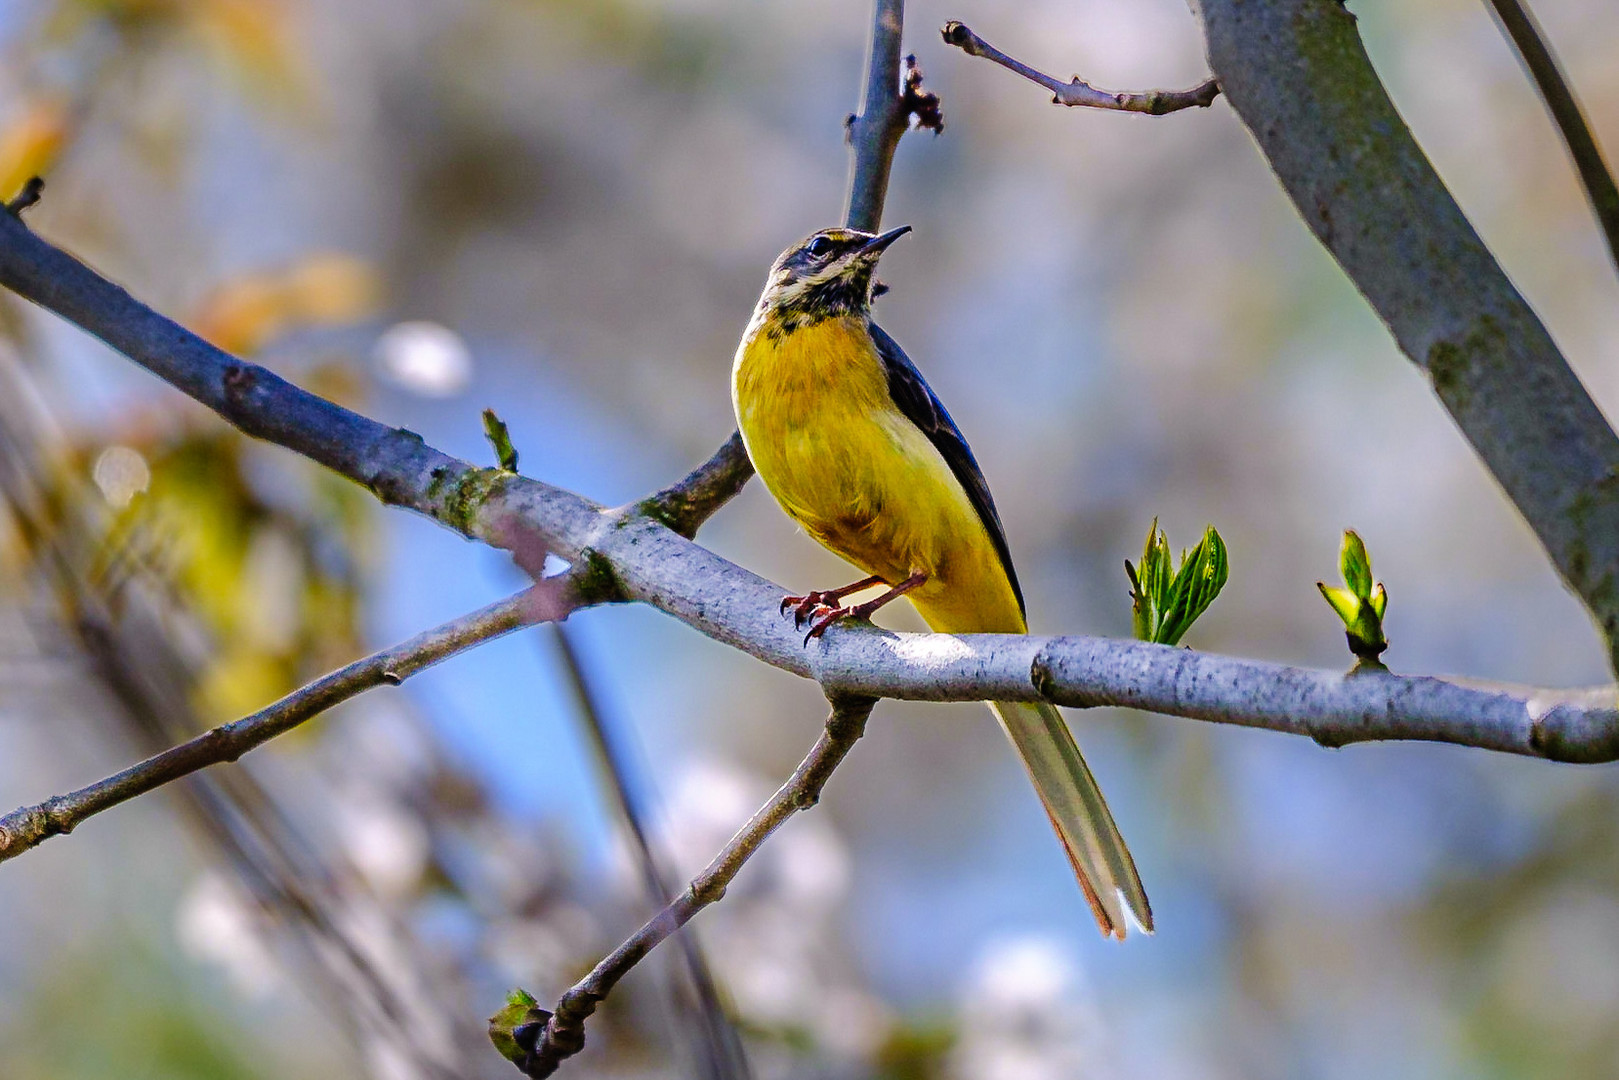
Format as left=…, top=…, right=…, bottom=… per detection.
left=495, top=9, right=929, bottom=1072
left=941, top=21, right=1220, bottom=115
left=0, top=583, right=573, bottom=864
left=546, top=625, right=751, bottom=1080
left=1482, top=0, right=1619, bottom=275
left=510, top=696, right=876, bottom=1078
left=846, top=0, right=912, bottom=231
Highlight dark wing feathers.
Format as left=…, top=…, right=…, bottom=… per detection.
left=869, top=321, right=1025, bottom=617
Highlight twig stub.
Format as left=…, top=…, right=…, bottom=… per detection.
left=4, top=176, right=44, bottom=216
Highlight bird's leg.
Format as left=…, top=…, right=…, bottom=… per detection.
left=804, top=570, right=928, bottom=642
left=781, top=574, right=886, bottom=629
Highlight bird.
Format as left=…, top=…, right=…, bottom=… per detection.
left=731, top=225, right=1152, bottom=939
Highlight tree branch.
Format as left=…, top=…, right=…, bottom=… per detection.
left=1, top=208, right=1615, bottom=763
left=941, top=21, right=1220, bottom=115
left=1195, top=0, right=1619, bottom=677
left=1482, top=0, right=1619, bottom=274
left=0, top=583, right=571, bottom=864
left=508, top=696, right=875, bottom=1078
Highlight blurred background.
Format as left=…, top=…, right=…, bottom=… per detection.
left=2, top=0, right=1618, bottom=1077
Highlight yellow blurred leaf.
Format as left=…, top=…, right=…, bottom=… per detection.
left=0, top=99, right=71, bottom=204
left=194, top=0, right=308, bottom=99
left=192, top=254, right=380, bottom=355
left=197, top=645, right=290, bottom=720
left=284, top=253, right=381, bottom=326
left=192, top=273, right=288, bottom=355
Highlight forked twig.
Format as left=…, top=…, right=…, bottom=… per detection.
left=508, top=696, right=875, bottom=1077
left=942, top=21, right=1219, bottom=115
left=546, top=625, right=751, bottom=1078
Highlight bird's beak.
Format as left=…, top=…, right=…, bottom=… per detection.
left=858, top=225, right=912, bottom=258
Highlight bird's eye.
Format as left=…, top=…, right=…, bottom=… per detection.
left=806, top=236, right=833, bottom=258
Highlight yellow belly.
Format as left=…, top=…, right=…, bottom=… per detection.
left=732, top=316, right=1025, bottom=634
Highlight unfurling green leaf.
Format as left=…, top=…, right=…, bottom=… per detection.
left=1126, top=520, right=1229, bottom=646
left=1339, top=529, right=1372, bottom=598
left=1317, top=584, right=1359, bottom=627
left=1318, top=529, right=1388, bottom=667
left=482, top=408, right=520, bottom=472
left=488, top=987, right=544, bottom=1065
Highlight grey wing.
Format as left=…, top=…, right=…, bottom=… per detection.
left=869, top=321, right=1025, bottom=618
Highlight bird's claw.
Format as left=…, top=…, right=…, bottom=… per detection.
left=781, top=591, right=832, bottom=629
left=803, top=604, right=854, bottom=643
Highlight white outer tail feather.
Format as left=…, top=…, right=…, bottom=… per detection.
left=988, top=699, right=1153, bottom=939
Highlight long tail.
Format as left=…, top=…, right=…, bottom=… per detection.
left=989, top=700, right=1153, bottom=939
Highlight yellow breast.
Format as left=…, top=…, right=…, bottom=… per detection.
left=732, top=315, right=1025, bottom=634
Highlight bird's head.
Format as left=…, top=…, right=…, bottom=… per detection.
left=751, top=225, right=911, bottom=333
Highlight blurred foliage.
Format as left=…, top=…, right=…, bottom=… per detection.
left=38, top=0, right=305, bottom=95
left=0, top=937, right=271, bottom=1080
left=191, top=254, right=379, bottom=356
left=98, top=426, right=370, bottom=719
left=0, top=96, right=68, bottom=203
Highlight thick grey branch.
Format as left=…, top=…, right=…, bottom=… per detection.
left=0, top=584, right=568, bottom=864
left=0, top=207, right=469, bottom=519
left=941, top=21, right=1220, bottom=115
left=1195, top=0, right=1619, bottom=675
left=526, top=501, right=1619, bottom=762
left=510, top=696, right=875, bottom=1077
left=1483, top=0, right=1619, bottom=273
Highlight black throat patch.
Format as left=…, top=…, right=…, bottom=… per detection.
left=763, top=269, right=873, bottom=339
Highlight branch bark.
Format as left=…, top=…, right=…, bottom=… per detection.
left=941, top=21, right=1220, bottom=115
left=1194, top=0, right=1619, bottom=676
left=508, top=696, right=875, bottom=1078
left=0, top=584, right=568, bottom=864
